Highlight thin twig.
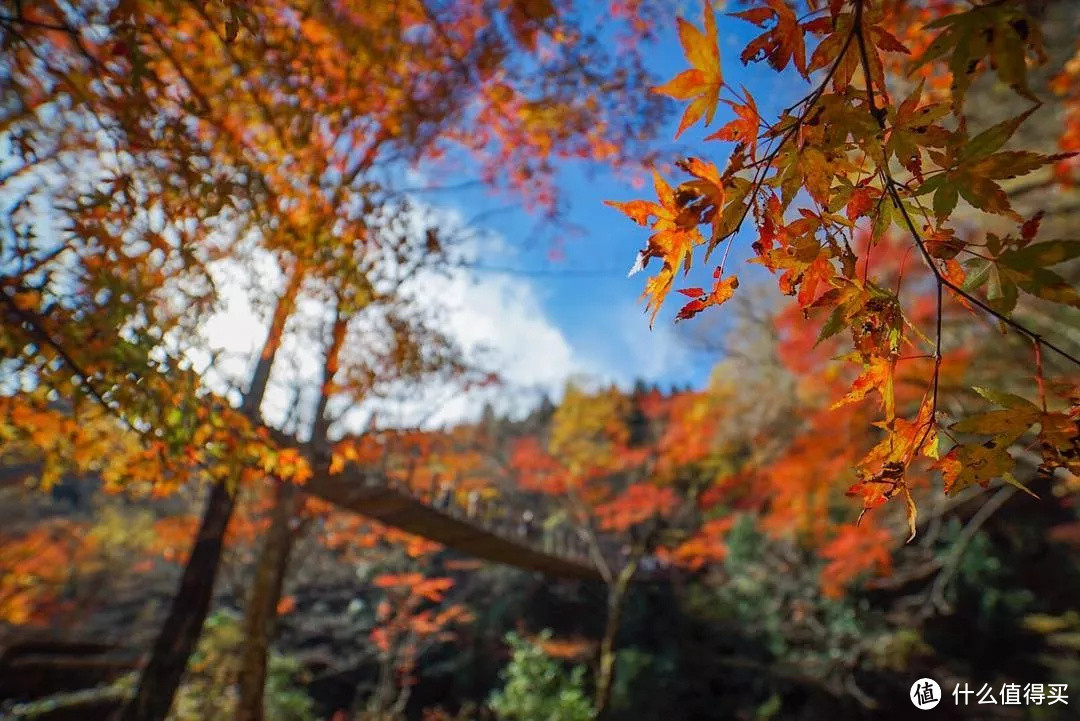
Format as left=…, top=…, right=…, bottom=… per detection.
left=924, top=485, right=1016, bottom=615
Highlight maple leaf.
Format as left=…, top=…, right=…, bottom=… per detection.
left=807, top=11, right=855, bottom=85
left=937, top=441, right=1017, bottom=495
left=674, top=156, right=743, bottom=253
left=653, top=1, right=722, bottom=138
left=796, top=255, right=833, bottom=308
left=606, top=171, right=705, bottom=326
left=845, top=460, right=904, bottom=521
left=997, top=240, right=1080, bottom=308
left=845, top=186, right=877, bottom=221
left=675, top=269, right=738, bottom=321
left=912, top=2, right=1044, bottom=107
left=604, top=199, right=658, bottom=226
left=676, top=156, right=726, bottom=208
left=937, top=389, right=1045, bottom=496
left=916, top=110, right=1076, bottom=221
left=733, top=0, right=807, bottom=77
left=831, top=356, right=893, bottom=413
left=704, top=92, right=760, bottom=155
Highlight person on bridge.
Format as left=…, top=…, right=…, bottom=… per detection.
left=519, top=510, right=535, bottom=539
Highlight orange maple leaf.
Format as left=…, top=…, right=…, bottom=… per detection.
left=734, top=0, right=807, bottom=77
left=705, top=92, right=760, bottom=155
left=652, top=1, right=722, bottom=138
left=675, top=268, right=738, bottom=321
left=606, top=170, right=705, bottom=326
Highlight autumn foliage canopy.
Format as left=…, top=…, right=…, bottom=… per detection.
left=609, top=0, right=1080, bottom=539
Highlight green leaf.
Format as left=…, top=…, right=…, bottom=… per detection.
left=910, top=18, right=961, bottom=72
left=958, top=107, right=1036, bottom=163
left=990, top=9, right=1042, bottom=103
left=872, top=201, right=893, bottom=242
left=961, top=258, right=992, bottom=292
left=986, top=265, right=1003, bottom=301
left=916, top=174, right=947, bottom=196
left=933, top=182, right=959, bottom=221
left=815, top=304, right=848, bottom=347
left=951, top=408, right=1038, bottom=435
left=971, top=386, right=1039, bottom=411
left=1011, top=267, right=1080, bottom=308
left=999, top=240, right=1080, bottom=271
left=989, top=274, right=1018, bottom=316
left=1002, top=471, right=1039, bottom=499
left=947, top=20, right=981, bottom=109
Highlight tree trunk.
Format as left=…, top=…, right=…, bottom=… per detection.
left=116, top=479, right=236, bottom=721
left=117, top=262, right=305, bottom=721
left=594, top=559, right=639, bottom=719
left=235, top=293, right=345, bottom=721
left=235, top=482, right=300, bottom=721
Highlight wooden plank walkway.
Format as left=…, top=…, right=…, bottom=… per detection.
left=305, top=466, right=605, bottom=582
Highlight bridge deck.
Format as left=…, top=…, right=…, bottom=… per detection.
left=306, top=468, right=605, bottom=581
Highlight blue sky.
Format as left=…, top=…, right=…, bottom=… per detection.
left=191, top=2, right=810, bottom=428
left=416, top=2, right=802, bottom=404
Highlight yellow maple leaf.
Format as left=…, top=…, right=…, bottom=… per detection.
left=652, top=1, right=722, bottom=138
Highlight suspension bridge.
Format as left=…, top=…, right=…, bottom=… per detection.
left=305, top=459, right=625, bottom=583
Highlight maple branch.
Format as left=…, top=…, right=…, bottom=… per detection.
left=885, top=182, right=1080, bottom=367
left=852, top=0, right=886, bottom=127
left=310, top=295, right=349, bottom=452
left=849, top=0, right=1080, bottom=369
left=0, top=288, right=142, bottom=439
left=916, top=279, right=944, bottom=467
left=717, top=23, right=858, bottom=276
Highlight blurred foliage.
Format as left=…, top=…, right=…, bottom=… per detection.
left=168, top=610, right=317, bottom=721
left=488, top=631, right=595, bottom=721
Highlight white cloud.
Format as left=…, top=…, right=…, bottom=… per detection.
left=405, top=257, right=597, bottom=425
left=189, top=215, right=597, bottom=433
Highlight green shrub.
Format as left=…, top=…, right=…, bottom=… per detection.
left=488, top=631, right=595, bottom=721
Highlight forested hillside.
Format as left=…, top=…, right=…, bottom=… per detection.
left=4, top=362, right=1080, bottom=719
